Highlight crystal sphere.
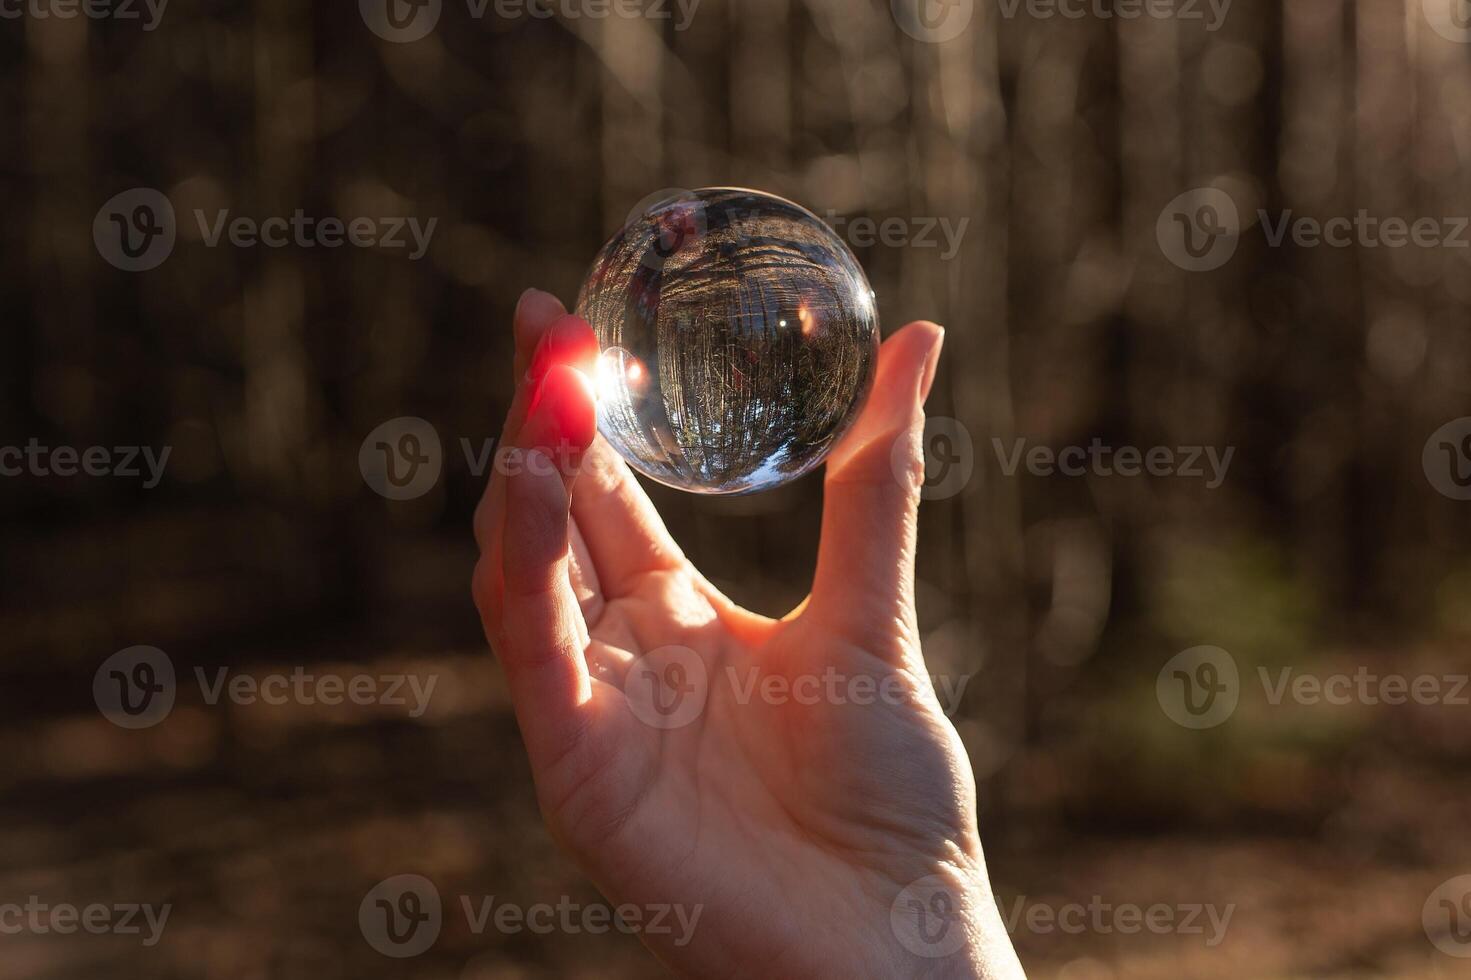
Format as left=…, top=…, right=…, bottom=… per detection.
left=576, top=188, right=879, bottom=495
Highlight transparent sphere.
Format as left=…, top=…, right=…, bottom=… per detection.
left=576, top=188, right=879, bottom=495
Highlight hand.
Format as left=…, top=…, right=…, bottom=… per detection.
left=473, top=288, right=1024, bottom=979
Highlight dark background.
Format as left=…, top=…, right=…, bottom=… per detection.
left=3, top=0, right=1470, bottom=977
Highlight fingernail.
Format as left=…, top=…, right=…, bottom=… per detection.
left=919, top=325, right=945, bottom=403
left=522, top=364, right=598, bottom=455
left=515, top=287, right=541, bottom=319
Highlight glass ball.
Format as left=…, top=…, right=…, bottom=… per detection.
left=576, top=188, right=879, bottom=495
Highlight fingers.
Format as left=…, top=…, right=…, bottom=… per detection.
left=567, top=520, right=604, bottom=622
left=473, top=288, right=569, bottom=556
left=806, top=320, right=944, bottom=643
left=469, top=287, right=602, bottom=768
left=522, top=313, right=685, bottom=597
left=491, top=363, right=600, bottom=768
left=513, top=288, right=571, bottom=377
left=570, top=439, right=686, bottom=596
left=473, top=295, right=603, bottom=601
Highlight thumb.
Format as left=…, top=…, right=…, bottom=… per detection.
left=807, top=320, right=944, bottom=644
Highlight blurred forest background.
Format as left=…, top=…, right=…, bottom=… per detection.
left=3, top=0, right=1471, bottom=977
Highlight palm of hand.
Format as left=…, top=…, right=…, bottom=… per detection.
left=475, top=289, right=1014, bottom=979
left=537, top=560, right=982, bottom=976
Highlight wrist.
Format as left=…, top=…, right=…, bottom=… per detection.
left=887, top=866, right=1024, bottom=980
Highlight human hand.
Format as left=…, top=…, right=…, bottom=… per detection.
left=472, top=288, right=1024, bottom=979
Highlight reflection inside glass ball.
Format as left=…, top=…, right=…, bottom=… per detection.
left=576, top=188, right=879, bottom=495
